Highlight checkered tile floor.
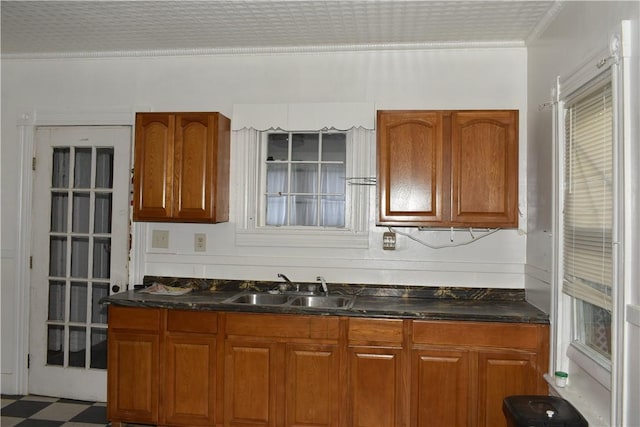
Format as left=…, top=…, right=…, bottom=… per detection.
left=1, top=395, right=109, bottom=427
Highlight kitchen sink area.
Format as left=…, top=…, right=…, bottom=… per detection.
left=223, top=292, right=356, bottom=310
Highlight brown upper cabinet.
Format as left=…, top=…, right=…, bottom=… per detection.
left=133, top=112, right=230, bottom=223
left=377, top=110, right=518, bottom=228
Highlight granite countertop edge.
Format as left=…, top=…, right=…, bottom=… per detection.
left=100, top=277, right=550, bottom=325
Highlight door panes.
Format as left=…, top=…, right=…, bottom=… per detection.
left=46, top=146, right=114, bottom=370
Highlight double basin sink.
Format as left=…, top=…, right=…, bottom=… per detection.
left=223, top=292, right=355, bottom=310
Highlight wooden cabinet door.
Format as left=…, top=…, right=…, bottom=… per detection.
left=164, top=333, right=217, bottom=426
left=133, top=112, right=230, bottom=223
left=133, top=113, right=174, bottom=221
left=224, top=339, right=278, bottom=427
left=476, top=349, right=537, bottom=427
left=450, top=110, right=518, bottom=227
left=174, top=113, right=230, bottom=222
left=285, top=343, right=340, bottom=427
left=107, top=306, right=160, bottom=425
left=377, top=110, right=445, bottom=225
left=163, top=310, right=219, bottom=426
left=411, top=348, right=470, bottom=427
left=349, top=346, right=404, bottom=427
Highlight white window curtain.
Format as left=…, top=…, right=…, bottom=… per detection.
left=562, top=70, right=613, bottom=311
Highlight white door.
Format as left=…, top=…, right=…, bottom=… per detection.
left=29, top=126, right=131, bottom=401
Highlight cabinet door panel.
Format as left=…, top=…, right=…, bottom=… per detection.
left=477, top=350, right=536, bottom=427
left=377, top=111, right=444, bottom=225
left=174, top=114, right=212, bottom=220
left=349, top=346, right=404, bottom=427
left=451, top=110, right=518, bottom=227
left=107, top=332, right=159, bottom=424
left=285, top=344, right=339, bottom=427
left=412, top=348, right=469, bottom=427
left=225, top=341, right=277, bottom=427
left=133, top=114, right=174, bottom=220
left=164, top=334, right=216, bottom=426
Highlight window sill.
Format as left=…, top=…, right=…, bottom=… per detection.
left=544, top=373, right=610, bottom=427
left=235, top=228, right=369, bottom=248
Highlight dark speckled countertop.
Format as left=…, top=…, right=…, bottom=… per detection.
left=100, top=276, right=549, bottom=324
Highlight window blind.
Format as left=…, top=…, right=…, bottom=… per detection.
left=562, top=72, right=613, bottom=311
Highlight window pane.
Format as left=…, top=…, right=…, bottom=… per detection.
left=48, top=281, right=66, bottom=321
left=92, top=283, right=109, bottom=324
left=68, top=326, right=86, bottom=367
left=91, top=328, right=108, bottom=369
left=72, top=192, right=90, bottom=233
left=49, top=236, right=67, bottom=277
left=291, top=195, right=317, bottom=226
left=291, top=133, right=318, bottom=161
left=321, top=196, right=345, bottom=227
left=51, top=192, right=68, bottom=232
left=576, top=300, right=611, bottom=358
left=52, top=148, right=70, bottom=188
left=267, top=133, right=289, bottom=161
left=322, top=133, right=346, bottom=161
left=266, top=195, right=287, bottom=226
left=47, top=325, right=64, bottom=366
left=321, top=164, right=346, bottom=194
left=95, top=148, right=114, bottom=189
left=71, top=237, right=89, bottom=278
left=94, top=193, right=112, bottom=234
left=292, top=164, right=317, bottom=193
left=74, top=147, right=92, bottom=188
left=70, top=282, right=87, bottom=322
left=93, top=238, right=111, bottom=279
left=266, top=164, right=288, bottom=194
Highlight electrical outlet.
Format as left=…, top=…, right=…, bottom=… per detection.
left=383, top=231, right=396, bottom=250
left=151, top=230, right=169, bottom=249
left=194, top=233, right=206, bottom=252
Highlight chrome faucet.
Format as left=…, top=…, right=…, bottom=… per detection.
left=316, top=276, right=329, bottom=296
left=277, top=273, right=299, bottom=292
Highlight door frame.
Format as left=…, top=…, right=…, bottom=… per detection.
left=14, top=109, right=139, bottom=395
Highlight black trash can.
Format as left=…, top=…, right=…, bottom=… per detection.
left=503, top=395, right=588, bottom=427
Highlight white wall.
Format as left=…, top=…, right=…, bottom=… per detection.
left=526, top=2, right=640, bottom=425
left=1, top=47, right=528, bottom=393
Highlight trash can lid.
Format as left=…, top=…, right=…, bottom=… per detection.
left=503, top=395, right=588, bottom=427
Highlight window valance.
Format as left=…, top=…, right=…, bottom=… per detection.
left=231, top=102, right=375, bottom=131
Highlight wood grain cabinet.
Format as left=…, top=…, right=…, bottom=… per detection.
left=107, top=306, right=161, bottom=426
left=377, top=110, right=518, bottom=228
left=133, top=112, right=230, bottom=223
left=347, top=318, right=407, bottom=427
left=163, top=310, right=219, bottom=426
left=412, top=321, right=548, bottom=427
left=107, top=308, right=548, bottom=427
left=224, top=313, right=342, bottom=427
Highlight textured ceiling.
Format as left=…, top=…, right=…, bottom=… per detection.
left=1, top=0, right=562, bottom=58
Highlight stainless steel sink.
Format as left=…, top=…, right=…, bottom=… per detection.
left=288, top=295, right=354, bottom=309
left=224, top=293, right=290, bottom=306
left=223, top=292, right=355, bottom=310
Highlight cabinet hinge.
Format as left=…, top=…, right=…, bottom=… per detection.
left=27, top=354, right=30, bottom=369
left=29, top=256, right=33, bottom=269
left=32, top=157, right=36, bottom=171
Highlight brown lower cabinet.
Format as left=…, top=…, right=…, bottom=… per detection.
left=107, top=308, right=548, bottom=427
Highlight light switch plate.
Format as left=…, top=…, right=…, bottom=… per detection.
left=151, top=230, right=169, bottom=249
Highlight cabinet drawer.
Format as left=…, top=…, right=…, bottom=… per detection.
left=167, top=310, right=218, bottom=334
left=412, top=321, right=543, bottom=349
left=348, top=318, right=404, bottom=344
left=225, top=313, right=339, bottom=340
left=109, top=306, right=160, bottom=331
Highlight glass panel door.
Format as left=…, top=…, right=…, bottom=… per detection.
left=30, top=126, right=131, bottom=401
